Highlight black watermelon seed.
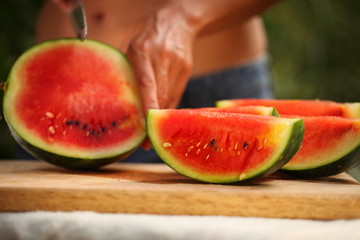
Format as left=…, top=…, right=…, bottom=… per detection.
left=101, top=127, right=106, bottom=132
left=91, top=129, right=97, bottom=135
left=75, top=121, right=80, bottom=126
left=210, top=138, right=216, bottom=147
left=66, top=120, right=74, bottom=125
left=243, top=142, right=248, bottom=150
left=82, top=124, right=88, bottom=130
left=112, top=121, right=117, bottom=127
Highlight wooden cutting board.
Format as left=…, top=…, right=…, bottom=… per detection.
left=0, top=160, right=359, bottom=220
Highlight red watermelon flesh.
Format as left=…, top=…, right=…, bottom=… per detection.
left=216, top=99, right=360, bottom=118
left=147, top=109, right=304, bottom=183
left=3, top=39, right=145, bottom=169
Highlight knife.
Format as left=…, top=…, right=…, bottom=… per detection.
left=67, top=0, right=87, bottom=40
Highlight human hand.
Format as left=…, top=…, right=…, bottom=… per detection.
left=127, top=2, right=197, bottom=112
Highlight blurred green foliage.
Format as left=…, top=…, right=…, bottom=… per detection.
left=264, top=0, right=360, bottom=101
left=0, top=0, right=359, bottom=159
left=0, top=0, right=44, bottom=158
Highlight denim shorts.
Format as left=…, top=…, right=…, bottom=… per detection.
left=178, top=55, right=273, bottom=108
left=15, top=55, right=273, bottom=161
left=123, top=55, right=273, bottom=163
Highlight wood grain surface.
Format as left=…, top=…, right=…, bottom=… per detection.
left=0, top=160, right=359, bottom=220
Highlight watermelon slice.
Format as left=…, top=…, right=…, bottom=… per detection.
left=147, top=109, right=304, bottom=183
left=216, top=99, right=360, bottom=118
left=281, top=116, right=360, bottom=177
left=2, top=39, right=146, bottom=169
left=215, top=99, right=360, bottom=177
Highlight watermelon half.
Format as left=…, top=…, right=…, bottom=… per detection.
left=147, top=109, right=304, bottom=183
left=281, top=116, right=360, bottom=177
left=216, top=99, right=360, bottom=118
left=2, top=39, right=146, bottom=169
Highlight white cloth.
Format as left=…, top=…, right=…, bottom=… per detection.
left=1, top=211, right=359, bottom=240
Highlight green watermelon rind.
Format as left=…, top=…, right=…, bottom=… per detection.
left=270, top=107, right=280, bottom=117
left=2, top=38, right=145, bottom=169
left=147, top=109, right=304, bottom=183
left=281, top=143, right=360, bottom=177
left=6, top=122, right=139, bottom=170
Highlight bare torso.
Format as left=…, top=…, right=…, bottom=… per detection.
left=37, top=0, right=267, bottom=76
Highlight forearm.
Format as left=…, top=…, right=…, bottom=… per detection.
left=176, top=0, right=280, bottom=36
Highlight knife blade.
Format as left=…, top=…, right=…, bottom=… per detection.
left=67, top=0, right=87, bottom=40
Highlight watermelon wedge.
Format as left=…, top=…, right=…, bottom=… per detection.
left=147, top=109, right=304, bottom=183
left=216, top=99, right=360, bottom=118
left=281, top=116, right=360, bottom=177
left=215, top=99, right=360, bottom=177
left=2, top=39, right=146, bottom=169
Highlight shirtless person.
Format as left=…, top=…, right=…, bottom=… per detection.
left=36, top=0, right=278, bottom=162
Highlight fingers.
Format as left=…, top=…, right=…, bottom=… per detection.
left=166, top=46, right=192, bottom=109
left=141, top=138, right=152, bottom=151
left=127, top=41, right=159, bottom=114
left=126, top=13, right=194, bottom=151
left=127, top=13, right=194, bottom=112
left=129, top=38, right=189, bottom=111
left=128, top=41, right=159, bottom=151
left=153, top=52, right=170, bottom=109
